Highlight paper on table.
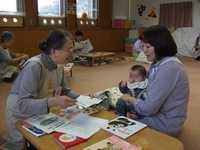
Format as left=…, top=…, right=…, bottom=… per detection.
left=24, top=113, right=71, bottom=134
left=55, top=113, right=108, bottom=139
left=76, top=95, right=102, bottom=108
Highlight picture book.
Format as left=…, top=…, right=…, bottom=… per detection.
left=80, top=39, right=93, bottom=53
left=53, top=132, right=87, bottom=149
left=22, top=125, right=46, bottom=137
left=50, top=105, right=99, bottom=119
left=83, top=135, right=141, bottom=150
left=100, top=116, right=147, bottom=139
left=63, top=105, right=99, bottom=119
left=24, top=113, right=71, bottom=134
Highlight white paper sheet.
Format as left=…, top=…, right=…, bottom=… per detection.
left=76, top=95, right=102, bottom=108
left=55, top=113, right=108, bottom=139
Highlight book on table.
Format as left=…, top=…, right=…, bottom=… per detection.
left=83, top=135, right=141, bottom=150
left=22, top=125, right=46, bottom=137
left=53, top=132, right=87, bottom=149
left=50, top=105, right=99, bottom=119
left=24, top=112, right=72, bottom=134
left=100, top=116, right=147, bottom=139
left=20, top=118, right=46, bottom=137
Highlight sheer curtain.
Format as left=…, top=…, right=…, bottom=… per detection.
left=159, top=2, right=192, bottom=28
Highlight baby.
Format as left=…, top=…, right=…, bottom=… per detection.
left=115, top=65, right=148, bottom=119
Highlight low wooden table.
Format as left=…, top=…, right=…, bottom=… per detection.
left=78, top=52, right=116, bottom=67
left=16, top=107, right=184, bottom=150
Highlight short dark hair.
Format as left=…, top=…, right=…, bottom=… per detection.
left=1, top=31, right=15, bottom=42
left=39, top=29, right=73, bottom=55
left=75, top=31, right=83, bottom=36
left=140, top=25, right=177, bottom=61
left=131, top=65, right=146, bottom=77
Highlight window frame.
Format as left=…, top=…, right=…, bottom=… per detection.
left=37, top=0, right=66, bottom=27
left=76, top=0, right=99, bottom=28
left=0, top=0, right=25, bottom=27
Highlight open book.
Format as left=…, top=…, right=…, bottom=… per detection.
left=80, top=39, right=93, bottom=53
left=100, top=116, right=147, bottom=139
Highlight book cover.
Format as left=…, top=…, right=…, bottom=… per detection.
left=100, top=116, right=147, bottom=139
left=24, top=113, right=71, bottom=134
left=83, top=135, right=141, bottom=150
left=53, top=132, right=87, bottom=149
left=22, top=125, right=46, bottom=137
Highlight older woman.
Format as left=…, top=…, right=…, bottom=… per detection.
left=0, top=31, right=29, bottom=82
left=115, top=25, right=189, bottom=137
left=1, top=29, right=93, bottom=150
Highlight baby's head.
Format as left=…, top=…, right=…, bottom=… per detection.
left=129, top=65, right=146, bottom=83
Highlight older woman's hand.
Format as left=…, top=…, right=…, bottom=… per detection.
left=119, top=93, right=136, bottom=105
left=48, top=96, right=77, bottom=108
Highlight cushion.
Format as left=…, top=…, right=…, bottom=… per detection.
left=135, top=51, right=151, bottom=64
left=96, top=87, right=123, bottom=109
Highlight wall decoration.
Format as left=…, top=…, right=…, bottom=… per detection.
left=137, top=4, right=147, bottom=16
left=67, top=3, right=76, bottom=14
left=148, top=7, right=157, bottom=18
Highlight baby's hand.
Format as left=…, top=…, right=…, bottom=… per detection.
left=127, top=112, right=138, bottom=119
left=121, top=81, right=127, bottom=87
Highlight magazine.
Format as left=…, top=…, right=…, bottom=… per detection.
left=20, top=118, right=46, bottom=137
left=24, top=113, right=71, bottom=134
left=80, top=39, right=93, bottom=53
left=83, top=135, right=141, bottom=150
left=100, top=116, right=147, bottom=139
left=22, top=125, right=46, bottom=137
left=53, top=132, right=87, bottom=149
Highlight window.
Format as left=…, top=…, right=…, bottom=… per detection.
left=37, top=0, right=66, bottom=27
left=76, top=0, right=98, bottom=28
left=0, top=0, right=25, bottom=27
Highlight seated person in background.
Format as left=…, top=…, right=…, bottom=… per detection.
left=0, top=29, right=94, bottom=150
left=115, top=65, right=148, bottom=119
left=133, top=37, right=143, bottom=58
left=72, top=30, right=84, bottom=61
left=0, top=31, right=29, bottom=82
left=194, top=33, right=200, bottom=60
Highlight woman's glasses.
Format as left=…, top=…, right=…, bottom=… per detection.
left=66, top=47, right=74, bottom=53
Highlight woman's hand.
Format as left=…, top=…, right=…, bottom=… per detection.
left=119, top=93, right=136, bottom=105
left=196, top=45, right=200, bottom=50
left=48, top=96, right=77, bottom=108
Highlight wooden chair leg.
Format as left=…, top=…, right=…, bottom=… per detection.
left=70, top=69, right=72, bottom=77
